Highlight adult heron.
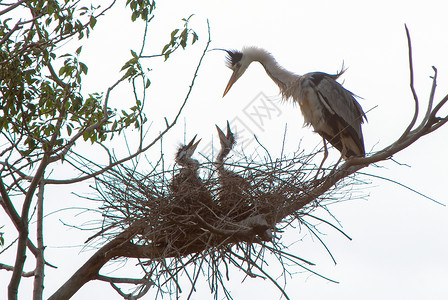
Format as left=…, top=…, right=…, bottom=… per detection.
left=222, top=47, right=367, bottom=159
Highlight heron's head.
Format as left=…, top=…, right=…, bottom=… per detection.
left=223, top=49, right=252, bottom=97
left=176, top=135, right=201, bottom=165
left=216, top=121, right=236, bottom=151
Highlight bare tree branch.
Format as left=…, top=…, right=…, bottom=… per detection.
left=422, top=66, right=438, bottom=126
left=0, top=263, right=35, bottom=278
left=9, top=88, right=71, bottom=299
left=97, top=275, right=154, bottom=299
left=0, top=0, right=31, bottom=16
left=32, top=181, right=45, bottom=300
left=397, top=24, right=419, bottom=142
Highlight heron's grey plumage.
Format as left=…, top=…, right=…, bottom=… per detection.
left=215, top=122, right=252, bottom=220
left=223, top=47, right=366, bottom=158
left=171, top=136, right=214, bottom=213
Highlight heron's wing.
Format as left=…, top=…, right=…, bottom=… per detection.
left=305, top=72, right=367, bottom=155
left=307, top=72, right=366, bottom=123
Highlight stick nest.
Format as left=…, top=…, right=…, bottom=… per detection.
left=89, top=150, right=361, bottom=298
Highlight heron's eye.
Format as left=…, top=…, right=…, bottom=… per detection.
left=226, top=50, right=243, bottom=68
left=231, top=62, right=242, bottom=71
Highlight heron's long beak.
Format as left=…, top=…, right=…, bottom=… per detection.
left=186, top=135, right=201, bottom=152
left=215, top=125, right=226, bottom=141
left=226, top=120, right=232, bottom=135
left=190, top=139, right=201, bottom=153
left=223, top=70, right=239, bottom=97
left=187, top=135, right=197, bottom=147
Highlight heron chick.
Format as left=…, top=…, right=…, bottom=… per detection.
left=215, top=122, right=252, bottom=220
left=170, top=135, right=213, bottom=214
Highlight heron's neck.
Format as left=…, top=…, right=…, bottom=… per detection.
left=245, top=47, right=298, bottom=95
left=216, top=148, right=230, bottom=170
left=178, top=158, right=199, bottom=172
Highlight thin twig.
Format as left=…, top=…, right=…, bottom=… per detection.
left=0, top=263, right=35, bottom=277
left=397, top=24, right=419, bottom=142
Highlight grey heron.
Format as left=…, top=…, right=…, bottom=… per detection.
left=170, top=135, right=213, bottom=213
left=215, top=122, right=252, bottom=220
left=222, top=47, right=367, bottom=159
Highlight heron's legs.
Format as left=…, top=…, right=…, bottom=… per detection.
left=330, top=138, right=351, bottom=173
left=314, top=138, right=328, bottom=181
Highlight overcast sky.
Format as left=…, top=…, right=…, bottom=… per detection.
left=2, top=0, right=448, bottom=299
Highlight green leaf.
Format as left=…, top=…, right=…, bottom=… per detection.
left=79, top=6, right=89, bottom=15
left=59, top=66, right=65, bottom=76
left=120, top=62, right=130, bottom=71
left=145, top=79, right=151, bottom=88
left=171, top=29, right=179, bottom=38
left=83, top=130, right=90, bottom=141
left=142, top=7, right=148, bottom=20
left=180, top=29, right=187, bottom=49
left=89, top=16, right=97, bottom=29
left=162, top=44, right=169, bottom=54
left=90, top=133, right=97, bottom=143
left=131, top=11, right=139, bottom=22
left=192, top=32, right=198, bottom=44
left=79, top=62, right=88, bottom=74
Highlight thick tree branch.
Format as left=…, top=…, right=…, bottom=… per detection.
left=33, top=181, right=45, bottom=300
left=0, top=176, right=49, bottom=259
left=47, top=222, right=144, bottom=300
left=9, top=89, right=70, bottom=299
left=0, top=0, right=31, bottom=16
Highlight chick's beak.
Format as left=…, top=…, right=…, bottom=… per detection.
left=186, top=135, right=201, bottom=152
left=190, top=139, right=201, bottom=152
left=215, top=125, right=226, bottom=141
left=223, top=70, right=239, bottom=97
left=226, top=121, right=232, bottom=135
left=186, top=135, right=198, bottom=147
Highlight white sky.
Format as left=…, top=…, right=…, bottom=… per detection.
left=2, top=0, right=448, bottom=299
